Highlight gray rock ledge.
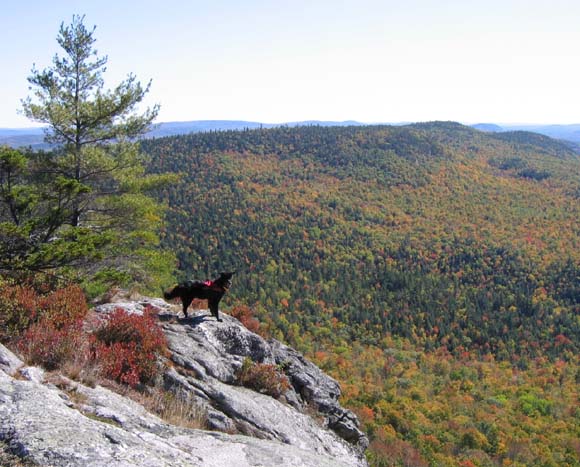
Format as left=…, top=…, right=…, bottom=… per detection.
left=0, top=297, right=368, bottom=467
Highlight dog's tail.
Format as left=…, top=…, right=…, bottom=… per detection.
left=163, top=285, right=181, bottom=300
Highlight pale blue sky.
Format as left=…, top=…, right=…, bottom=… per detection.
left=2, top=0, right=579, bottom=127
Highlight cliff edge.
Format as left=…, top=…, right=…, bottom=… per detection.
left=0, top=296, right=368, bottom=467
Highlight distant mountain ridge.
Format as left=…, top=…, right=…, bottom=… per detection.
left=471, top=123, right=504, bottom=132
left=3, top=120, right=580, bottom=148
left=0, top=120, right=367, bottom=148
left=471, top=122, right=580, bottom=144
left=0, top=127, right=46, bottom=148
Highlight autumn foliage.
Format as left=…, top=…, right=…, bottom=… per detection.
left=0, top=283, right=88, bottom=343
left=19, top=317, right=85, bottom=370
left=0, top=284, right=38, bottom=342
left=90, top=307, right=168, bottom=387
left=236, top=357, right=291, bottom=398
left=144, top=124, right=580, bottom=363
left=1, top=284, right=88, bottom=370
left=37, top=285, right=89, bottom=328
left=229, top=304, right=263, bottom=335
left=1, top=282, right=168, bottom=389
left=143, top=123, right=580, bottom=466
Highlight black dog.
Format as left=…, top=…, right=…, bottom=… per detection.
left=163, top=272, right=235, bottom=322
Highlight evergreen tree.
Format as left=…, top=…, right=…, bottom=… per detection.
left=0, top=15, right=176, bottom=292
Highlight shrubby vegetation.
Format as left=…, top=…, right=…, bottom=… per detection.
left=90, top=306, right=168, bottom=387
left=236, top=356, right=291, bottom=398
left=1, top=281, right=168, bottom=389
left=0, top=281, right=87, bottom=343
left=15, top=284, right=88, bottom=370
left=229, top=304, right=263, bottom=335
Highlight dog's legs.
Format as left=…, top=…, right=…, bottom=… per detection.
left=182, top=297, right=193, bottom=318
left=208, top=298, right=222, bottom=322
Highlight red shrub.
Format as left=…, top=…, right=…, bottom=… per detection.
left=92, top=341, right=143, bottom=387
left=0, top=283, right=88, bottom=343
left=2, top=283, right=90, bottom=370
left=229, top=304, right=262, bottom=335
left=39, top=285, right=88, bottom=328
left=91, top=306, right=167, bottom=387
left=236, top=357, right=291, bottom=398
left=19, top=317, right=85, bottom=370
left=0, top=285, right=39, bottom=342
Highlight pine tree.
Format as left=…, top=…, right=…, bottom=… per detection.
left=22, top=14, right=159, bottom=227
left=0, top=15, right=176, bottom=292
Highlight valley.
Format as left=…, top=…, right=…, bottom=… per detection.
left=141, top=122, right=580, bottom=466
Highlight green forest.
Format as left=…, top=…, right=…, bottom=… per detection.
left=142, top=123, right=580, bottom=466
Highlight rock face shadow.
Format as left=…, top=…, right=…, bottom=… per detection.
left=178, top=314, right=212, bottom=327
left=157, top=311, right=215, bottom=326
left=157, top=312, right=178, bottom=322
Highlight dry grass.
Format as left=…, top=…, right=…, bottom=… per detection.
left=46, top=367, right=208, bottom=431
left=58, top=352, right=100, bottom=388
left=303, top=400, right=326, bottom=427
left=138, top=388, right=208, bottom=430
left=0, top=440, right=37, bottom=467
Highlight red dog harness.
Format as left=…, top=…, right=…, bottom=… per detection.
left=204, top=279, right=227, bottom=292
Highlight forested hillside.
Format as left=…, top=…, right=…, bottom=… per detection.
left=143, top=123, right=579, bottom=361
left=142, top=123, right=580, bottom=466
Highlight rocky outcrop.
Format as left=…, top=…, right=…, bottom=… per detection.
left=269, top=340, right=365, bottom=447
left=0, top=342, right=22, bottom=375
left=0, top=297, right=368, bottom=467
left=159, top=309, right=368, bottom=457
left=0, top=364, right=356, bottom=466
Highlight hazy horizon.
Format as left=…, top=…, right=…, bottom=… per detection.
left=3, top=119, right=580, bottom=131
